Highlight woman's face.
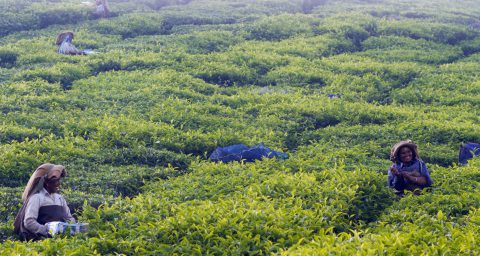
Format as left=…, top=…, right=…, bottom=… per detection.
left=44, top=178, right=61, bottom=194
left=399, top=146, right=413, bottom=163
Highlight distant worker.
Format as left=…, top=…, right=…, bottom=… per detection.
left=387, top=140, right=432, bottom=196
left=14, top=164, right=75, bottom=241
left=94, top=0, right=110, bottom=18
left=56, top=32, right=86, bottom=55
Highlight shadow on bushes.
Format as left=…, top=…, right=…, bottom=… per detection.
left=101, top=147, right=191, bottom=170
left=0, top=50, right=18, bottom=68
left=89, top=60, right=122, bottom=75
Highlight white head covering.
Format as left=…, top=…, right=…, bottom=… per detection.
left=21, top=164, right=66, bottom=201
left=55, top=31, right=74, bottom=46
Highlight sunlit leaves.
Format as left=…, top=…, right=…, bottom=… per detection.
left=1, top=0, right=480, bottom=253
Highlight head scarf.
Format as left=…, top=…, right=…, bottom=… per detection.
left=56, top=32, right=74, bottom=46
left=94, top=0, right=110, bottom=18
left=390, top=140, right=420, bottom=163
left=21, top=164, right=66, bottom=201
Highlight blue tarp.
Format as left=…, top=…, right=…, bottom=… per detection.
left=459, top=142, right=480, bottom=165
left=209, top=143, right=288, bottom=163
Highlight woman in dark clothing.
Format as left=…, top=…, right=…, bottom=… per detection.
left=388, top=140, right=433, bottom=196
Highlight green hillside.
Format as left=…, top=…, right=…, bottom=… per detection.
left=1, top=0, right=480, bottom=254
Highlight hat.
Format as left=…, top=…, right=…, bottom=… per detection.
left=22, top=164, right=66, bottom=201
left=56, top=32, right=74, bottom=46
left=390, top=140, right=420, bottom=163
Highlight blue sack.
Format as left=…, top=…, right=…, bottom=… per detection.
left=459, top=142, right=480, bottom=165
left=209, top=144, right=249, bottom=163
left=209, top=143, right=288, bottom=163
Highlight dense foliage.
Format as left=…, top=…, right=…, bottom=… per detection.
left=1, top=0, right=480, bottom=254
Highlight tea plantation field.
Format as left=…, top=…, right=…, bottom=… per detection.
left=1, top=0, right=480, bottom=254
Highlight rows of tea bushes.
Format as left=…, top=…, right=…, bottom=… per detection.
left=1, top=0, right=480, bottom=253
left=0, top=0, right=200, bottom=37
left=0, top=0, right=305, bottom=38
left=287, top=158, right=480, bottom=255
left=0, top=157, right=395, bottom=254
left=2, top=158, right=480, bottom=254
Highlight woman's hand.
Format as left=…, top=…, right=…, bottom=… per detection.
left=37, top=225, right=52, bottom=238
left=401, top=172, right=425, bottom=185
left=390, top=166, right=401, bottom=176
left=400, top=171, right=410, bottom=178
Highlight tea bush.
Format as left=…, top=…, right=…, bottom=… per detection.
left=16, top=63, right=90, bottom=89
left=0, top=0, right=91, bottom=36
left=377, top=19, right=475, bottom=45
left=33, top=4, right=90, bottom=29
left=0, top=49, right=18, bottom=68
left=181, top=31, right=244, bottom=54
left=245, top=14, right=316, bottom=41
left=360, top=36, right=464, bottom=64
